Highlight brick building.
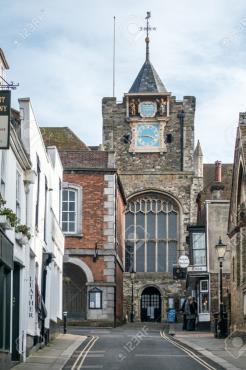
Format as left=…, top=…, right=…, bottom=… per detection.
left=102, top=32, right=203, bottom=322
left=41, top=128, right=126, bottom=325
left=228, top=113, right=246, bottom=331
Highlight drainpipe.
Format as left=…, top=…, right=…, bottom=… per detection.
left=178, top=110, right=185, bottom=172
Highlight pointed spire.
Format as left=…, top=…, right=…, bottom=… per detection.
left=129, top=13, right=167, bottom=93
left=194, top=140, right=203, bottom=156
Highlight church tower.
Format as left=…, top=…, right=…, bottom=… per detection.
left=102, top=13, right=203, bottom=322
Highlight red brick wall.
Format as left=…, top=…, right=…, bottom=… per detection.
left=64, top=172, right=106, bottom=249
left=64, top=172, right=107, bottom=282
left=116, top=262, right=123, bottom=323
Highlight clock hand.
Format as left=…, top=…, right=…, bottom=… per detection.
left=141, top=135, right=154, bottom=138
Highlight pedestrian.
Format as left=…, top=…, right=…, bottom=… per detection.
left=187, top=297, right=197, bottom=331
left=185, top=297, right=192, bottom=330
left=181, top=297, right=188, bottom=330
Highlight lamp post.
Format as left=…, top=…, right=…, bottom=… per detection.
left=215, top=237, right=228, bottom=338
left=130, top=269, right=135, bottom=322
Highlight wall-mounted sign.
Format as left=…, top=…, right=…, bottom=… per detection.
left=0, top=90, right=11, bottom=149
left=187, top=266, right=207, bottom=272
left=178, top=255, right=190, bottom=268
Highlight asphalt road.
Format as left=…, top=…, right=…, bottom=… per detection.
left=64, top=324, right=224, bottom=370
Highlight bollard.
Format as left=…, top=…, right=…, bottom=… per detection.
left=63, top=311, right=67, bottom=334
left=214, top=312, right=219, bottom=338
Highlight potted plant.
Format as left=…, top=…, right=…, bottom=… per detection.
left=0, top=208, right=18, bottom=230
left=15, top=224, right=31, bottom=245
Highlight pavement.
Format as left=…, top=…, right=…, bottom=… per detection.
left=169, top=324, right=246, bottom=370
left=12, top=334, right=86, bottom=370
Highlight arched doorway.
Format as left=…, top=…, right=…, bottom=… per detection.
left=141, top=287, right=161, bottom=322
left=63, top=262, right=87, bottom=320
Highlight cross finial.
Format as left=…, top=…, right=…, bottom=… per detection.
left=140, top=11, right=156, bottom=61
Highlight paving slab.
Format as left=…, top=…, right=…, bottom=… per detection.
left=170, top=326, right=246, bottom=370
left=12, top=334, right=86, bottom=370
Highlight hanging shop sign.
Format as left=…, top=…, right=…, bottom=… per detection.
left=0, top=90, right=11, bottom=149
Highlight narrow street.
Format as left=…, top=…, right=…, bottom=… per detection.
left=64, top=324, right=224, bottom=370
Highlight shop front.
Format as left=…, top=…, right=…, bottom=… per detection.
left=0, top=228, right=13, bottom=370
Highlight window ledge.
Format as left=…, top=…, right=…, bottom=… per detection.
left=64, top=233, right=83, bottom=238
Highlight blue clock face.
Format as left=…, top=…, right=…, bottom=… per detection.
left=136, top=123, right=160, bottom=147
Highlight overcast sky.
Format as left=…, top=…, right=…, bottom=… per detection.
left=2, top=0, right=246, bottom=162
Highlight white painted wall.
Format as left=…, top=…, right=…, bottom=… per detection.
left=0, top=97, right=64, bottom=362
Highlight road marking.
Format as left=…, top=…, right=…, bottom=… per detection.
left=160, top=331, right=218, bottom=370
left=135, top=354, right=190, bottom=357
left=77, top=336, right=99, bottom=369
left=80, top=366, right=103, bottom=369
left=71, top=337, right=96, bottom=370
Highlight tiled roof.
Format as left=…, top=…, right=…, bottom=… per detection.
left=59, top=150, right=109, bottom=170
left=202, top=163, right=233, bottom=201
left=129, top=60, right=167, bottom=93
left=40, top=127, right=90, bottom=151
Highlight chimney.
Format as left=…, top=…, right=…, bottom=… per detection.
left=215, top=160, right=222, bottom=182
left=210, top=160, right=224, bottom=200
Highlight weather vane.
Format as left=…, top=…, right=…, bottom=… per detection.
left=139, top=12, right=156, bottom=61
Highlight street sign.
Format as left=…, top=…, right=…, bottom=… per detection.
left=178, top=255, right=190, bottom=268
left=0, top=90, right=11, bottom=149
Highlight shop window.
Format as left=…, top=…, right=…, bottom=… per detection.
left=200, top=279, right=209, bottom=313
left=89, top=288, right=102, bottom=309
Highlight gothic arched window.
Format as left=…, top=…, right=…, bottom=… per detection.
left=125, top=194, right=178, bottom=273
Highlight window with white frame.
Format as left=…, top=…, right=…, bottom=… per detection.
left=62, top=184, right=82, bottom=234
left=16, top=170, right=21, bottom=220
left=0, top=151, right=6, bottom=198
left=192, top=232, right=206, bottom=266
left=125, top=194, right=178, bottom=273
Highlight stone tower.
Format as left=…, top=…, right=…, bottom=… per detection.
left=102, top=14, right=203, bottom=322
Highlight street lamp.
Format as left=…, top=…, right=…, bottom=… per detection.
left=215, top=237, right=228, bottom=338
left=130, top=269, right=135, bottom=322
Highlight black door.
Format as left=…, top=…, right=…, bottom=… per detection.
left=12, top=263, right=20, bottom=361
left=141, top=287, right=161, bottom=322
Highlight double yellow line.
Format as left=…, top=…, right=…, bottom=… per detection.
left=160, top=331, right=218, bottom=370
left=71, top=336, right=99, bottom=370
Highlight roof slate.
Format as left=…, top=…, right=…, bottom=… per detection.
left=40, top=127, right=89, bottom=151
left=129, top=60, right=167, bottom=93
left=59, top=150, right=109, bottom=170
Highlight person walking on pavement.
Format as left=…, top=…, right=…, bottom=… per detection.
left=187, top=297, right=197, bottom=331
left=181, top=297, right=188, bottom=330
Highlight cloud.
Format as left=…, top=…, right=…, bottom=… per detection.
left=1, top=0, right=246, bottom=161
